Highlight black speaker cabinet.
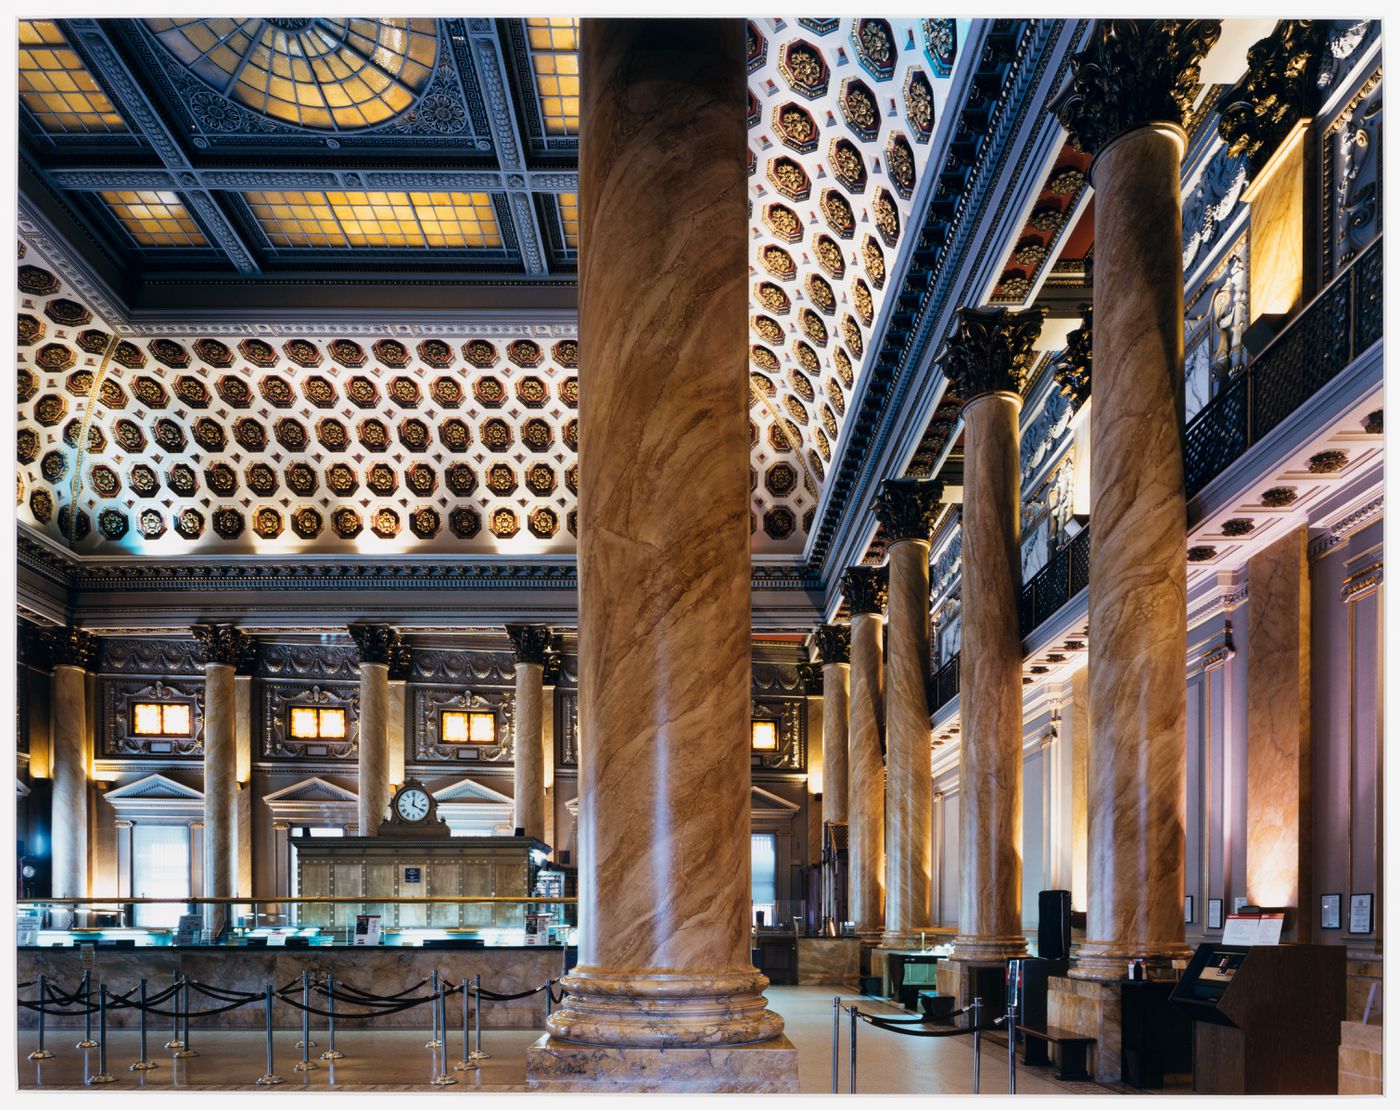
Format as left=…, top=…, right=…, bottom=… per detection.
left=1038, top=889, right=1072, bottom=961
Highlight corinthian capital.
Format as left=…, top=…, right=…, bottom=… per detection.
left=41, top=625, right=99, bottom=670
left=841, top=564, right=889, bottom=616
left=874, top=477, right=944, bottom=544
left=348, top=624, right=401, bottom=666
left=796, top=661, right=824, bottom=696
left=192, top=624, right=251, bottom=669
left=505, top=624, right=555, bottom=666
left=812, top=623, right=851, bottom=665
left=1218, top=21, right=1330, bottom=178
left=939, top=305, right=1045, bottom=400
left=1054, top=304, right=1092, bottom=411
left=1053, top=20, right=1222, bottom=157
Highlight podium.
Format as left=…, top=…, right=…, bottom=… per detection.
left=1170, top=943, right=1345, bottom=1094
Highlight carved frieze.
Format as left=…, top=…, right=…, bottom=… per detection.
left=103, top=678, right=203, bottom=757
left=1182, top=145, right=1248, bottom=274
left=409, top=649, right=517, bottom=685
left=752, top=660, right=803, bottom=695
left=95, top=637, right=204, bottom=676
left=412, top=686, right=515, bottom=763
left=938, top=305, right=1045, bottom=399
left=255, top=642, right=362, bottom=681
left=873, top=477, right=943, bottom=543
left=751, top=698, right=805, bottom=771
left=261, top=682, right=358, bottom=760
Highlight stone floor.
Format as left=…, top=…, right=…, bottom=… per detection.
left=18, top=985, right=1150, bottom=1094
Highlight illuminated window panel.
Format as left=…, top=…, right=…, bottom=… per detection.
left=145, top=17, right=437, bottom=131
left=524, top=18, right=579, bottom=136
left=441, top=709, right=497, bottom=745
left=245, top=190, right=502, bottom=249
left=557, top=192, right=579, bottom=250
left=289, top=706, right=347, bottom=740
left=132, top=702, right=194, bottom=737
left=18, top=20, right=127, bottom=133
left=751, top=719, right=779, bottom=752
left=99, top=191, right=208, bottom=247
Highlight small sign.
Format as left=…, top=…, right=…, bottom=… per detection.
left=1233, top=896, right=1248, bottom=914
left=17, top=911, right=40, bottom=947
left=1320, top=893, right=1342, bottom=930
left=1207, top=899, right=1224, bottom=930
left=403, top=867, right=422, bottom=885
left=354, top=914, right=382, bottom=946
left=1349, top=893, right=1374, bottom=935
left=1221, top=912, right=1284, bottom=946
left=1184, top=895, right=1195, bottom=924
left=80, top=942, right=96, bottom=971
left=267, top=933, right=288, bottom=947
left=175, top=914, right=203, bottom=946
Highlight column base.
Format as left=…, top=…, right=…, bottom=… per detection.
left=878, top=927, right=940, bottom=950
left=1068, top=939, right=1193, bottom=982
left=1047, top=974, right=1121, bottom=1083
left=525, top=1034, right=800, bottom=1092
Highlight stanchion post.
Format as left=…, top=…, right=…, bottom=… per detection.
left=294, top=971, right=318, bottom=1071
left=431, top=984, right=457, bottom=1086
left=78, top=970, right=98, bottom=1049
left=831, top=995, right=840, bottom=1094
left=294, top=969, right=317, bottom=1049
left=848, top=1002, right=857, bottom=1094
left=130, top=978, right=157, bottom=1070
left=320, top=973, right=343, bottom=1060
left=28, top=974, right=55, bottom=1060
left=452, top=978, right=478, bottom=1072
left=468, top=973, right=490, bottom=1060
left=256, top=983, right=285, bottom=1086
left=87, top=984, right=116, bottom=1085
left=971, top=996, right=982, bottom=1095
left=1007, top=958, right=1022, bottom=1095
left=544, top=977, right=553, bottom=1019
left=425, top=969, right=442, bottom=1049
left=174, top=978, right=197, bottom=1058
left=165, top=973, right=183, bottom=1051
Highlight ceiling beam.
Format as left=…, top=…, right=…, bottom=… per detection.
left=45, top=167, right=579, bottom=194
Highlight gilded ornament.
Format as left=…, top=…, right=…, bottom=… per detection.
left=1053, top=305, right=1092, bottom=409
left=852, top=279, right=874, bottom=325
left=765, top=462, right=797, bottom=497
left=821, top=405, right=838, bottom=440
left=507, top=339, right=543, bottom=367
left=282, top=338, right=322, bottom=368
left=17, top=428, right=40, bottom=464
left=205, top=462, right=238, bottom=496
left=18, top=265, right=60, bottom=296
left=292, top=507, right=323, bottom=539
left=398, top=417, right=431, bottom=451
left=113, top=341, right=145, bottom=369
left=358, top=417, right=390, bottom=451
left=132, top=376, right=169, bottom=408
left=233, top=418, right=267, bottom=451
left=440, top=418, right=471, bottom=452
left=854, top=19, right=896, bottom=79
left=99, top=507, right=130, bottom=540
left=885, top=133, right=917, bottom=198
left=371, top=507, right=401, bottom=539
left=522, top=418, right=553, bottom=451
left=826, top=376, right=847, bottom=415
left=193, top=417, right=227, bottom=451
left=765, top=202, right=803, bottom=242
left=753, top=315, right=785, bottom=344
left=1262, top=486, right=1297, bottom=508
left=331, top=507, right=363, bottom=538
left=782, top=40, right=828, bottom=96
left=998, top=276, right=1031, bottom=300
left=756, top=281, right=791, bottom=314
left=76, top=329, right=110, bottom=354
left=873, top=189, right=900, bottom=245
left=799, top=309, right=828, bottom=346
left=449, top=507, right=481, bottom=538
left=373, top=338, right=411, bottom=367
left=769, top=156, right=811, bottom=201
left=285, top=462, right=317, bottom=495
left=388, top=376, right=421, bottom=407
left=325, top=462, right=357, bottom=494
left=486, top=462, right=517, bottom=495
left=516, top=375, right=549, bottom=407
left=862, top=235, right=886, bottom=287
left=99, top=379, right=127, bottom=409
left=481, top=418, right=512, bottom=451
left=462, top=340, right=498, bottom=368
left=252, top=507, right=283, bottom=539
left=149, top=338, right=190, bottom=369
left=129, top=464, right=159, bottom=496
left=1015, top=241, right=1049, bottom=268
left=814, top=235, right=845, bottom=277
left=841, top=79, right=880, bottom=139
left=474, top=376, right=506, bottom=407
left=64, top=369, right=93, bottom=396
left=1308, top=449, right=1348, bottom=474
left=762, top=244, right=797, bottom=279
left=18, top=313, right=44, bottom=347
left=246, top=462, right=279, bottom=496
left=175, top=508, right=205, bottom=539
left=238, top=338, right=277, bottom=367
left=259, top=375, right=294, bottom=408
left=814, top=426, right=831, bottom=459
left=1029, top=206, right=1064, bottom=233
left=774, top=102, right=819, bottom=152
left=805, top=274, right=836, bottom=315
left=552, top=339, right=579, bottom=368
left=841, top=316, right=864, bottom=358
left=938, top=305, right=1046, bottom=398
left=410, top=506, right=441, bottom=539
left=89, top=464, right=121, bottom=498
left=821, top=190, right=856, bottom=238
left=1187, top=545, right=1217, bottom=562
left=416, top=339, right=453, bottom=368
left=139, top=508, right=166, bottom=538
left=528, top=506, right=559, bottom=539
left=905, top=67, right=934, bottom=140
left=366, top=462, right=398, bottom=495
left=431, top=376, right=464, bottom=407
left=784, top=395, right=810, bottom=424
left=153, top=418, right=187, bottom=453
left=751, top=345, right=780, bottom=372
left=34, top=394, right=68, bottom=427
left=1220, top=518, right=1255, bottom=536
left=329, top=339, right=367, bottom=368
left=29, top=488, right=54, bottom=524
left=764, top=506, right=796, bottom=540
left=559, top=376, right=579, bottom=407
left=525, top=462, right=555, bottom=496
left=212, top=508, right=243, bottom=539
left=39, top=344, right=77, bottom=373
left=841, top=563, right=888, bottom=614
left=216, top=374, right=253, bottom=408
left=490, top=507, right=520, bottom=538
left=793, top=341, right=819, bottom=372
left=788, top=368, right=815, bottom=402
left=751, top=372, right=776, bottom=397
left=565, top=463, right=578, bottom=493
left=274, top=417, right=307, bottom=451
left=833, top=346, right=854, bottom=387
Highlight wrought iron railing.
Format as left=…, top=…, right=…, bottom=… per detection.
left=1017, top=526, right=1091, bottom=639
left=930, top=654, right=960, bottom=712
left=1185, top=235, right=1382, bottom=497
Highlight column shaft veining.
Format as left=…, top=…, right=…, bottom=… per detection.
left=1055, top=19, right=1221, bottom=979
left=192, top=624, right=248, bottom=933
left=549, top=18, right=784, bottom=1051
left=814, top=624, right=851, bottom=825
left=507, top=625, right=553, bottom=844
left=45, top=627, right=98, bottom=901
left=350, top=625, right=399, bottom=837
left=842, top=565, right=887, bottom=937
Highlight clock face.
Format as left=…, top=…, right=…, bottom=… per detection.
left=395, top=788, right=430, bottom=822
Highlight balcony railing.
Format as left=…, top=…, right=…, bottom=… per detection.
left=1018, top=525, right=1091, bottom=639
left=1185, top=235, right=1382, bottom=497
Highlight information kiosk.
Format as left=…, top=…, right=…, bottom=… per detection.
left=1170, top=940, right=1345, bottom=1094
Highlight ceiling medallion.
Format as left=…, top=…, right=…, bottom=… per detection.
left=165, top=461, right=200, bottom=497
left=253, top=507, right=283, bottom=539
left=813, top=235, right=845, bottom=277
left=213, top=508, right=243, bottom=539
left=768, top=156, right=811, bottom=201
left=29, top=488, right=54, bottom=524
left=773, top=101, right=819, bottom=154
left=463, top=340, right=499, bottom=368
left=332, top=507, right=363, bottom=538
left=284, top=339, right=322, bottom=368
left=431, top=376, right=464, bottom=407
left=398, top=417, right=431, bottom=451
left=552, top=340, right=578, bottom=368
left=755, top=281, right=791, bottom=314
left=449, top=507, right=481, bottom=538
left=440, top=418, right=472, bottom=452
left=17, top=428, right=39, bottom=465
left=99, top=507, right=130, bottom=540
left=292, top=506, right=323, bottom=539
left=862, top=234, right=887, bottom=287
left=149, top=338, right=190, bottom=369
left=761, top=244, right=797, bottom=280
left=830, top=138, right=868, bottom=193
left=529, top=506, right=560, bottom=539
left=805, top=274, right=836, bottom=315
left=286, top=463, right=318, bottom=495
left=233, top=418, right=267, bottom=451
left=410, top=507, right=441, bottom=539
left=326, top=462, right=357, bottom=495
left=239, top=338, right=277, bottom=367
left=516, top=375, right=549, bottom=408
left=371, top=507, right=401, bottom=539
left=417, top=339, right=453, bottom=368
left=447, top=463, right=477, bottom=496
left=764, top=202, right=803, bottom=243
left=490, top=507, right=520, bottom=539
left=374, top=338, right=411, bottom=367
left=474, top=376, right=506, bottom=408
left=329, top=339, right=367, bottom=368
left=840, top=78, right=880, bottom=141
left=905, top=67, right=935, bottom=142
left=507, top=339, right=543, bottom=367
left=526, top=462, right=556, bottom=496
left=216, top=374, right=253, bottom=408
left=779, top=39, right=829, bottom=99
left=366, top=462, right=398, bottom=495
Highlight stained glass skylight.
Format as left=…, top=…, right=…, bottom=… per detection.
left=557, top=192, right=580, bottom=250
left=145, top=17, right=437, bottom=131
left=18, top=20, right=126, bottom=133
left=244, top=191, right=503, bottom=249
left=524, top=18, right=580, bottom=136
left=100, top=191, right=209, bottom=247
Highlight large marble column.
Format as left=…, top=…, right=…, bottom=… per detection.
left=535, top=20, right=794, bottom=1090
left=873, top=478, right=943, bottom=947
left=796, top=661, right=825, bottom=869
left=841, top=565, right=888, bottom=938
left=506, top=624, right=552, bottom=844
left=192, top=624, right=248, bottom=934
left=387, top=642, right=412, bottom=791
left=43, top=627, right=98, bottom=901
left=1054, top=20, right=1221, bottom=985
left=349, top=625, right=399, bottom=836
left=813, top=624, right=851, bottom=826
left=939, top=307, right=1044, bottom=977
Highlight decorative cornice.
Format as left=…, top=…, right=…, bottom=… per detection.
left=873, top=477, right=944, bottom=543
left=841, top=564, right=889, bottom=616
left=813, top=623, right=852, bottom=665
left=190, top=624, right=251, bottom=669
left=1341, top=559, right=1383, bottom=603
left=1309, top=495, right=1385, bottom=558
left=1053, top=304, right=1092, bottom=410
left=1053, top=20, right=1222, bottom=157
left=42, top=626, right=99, bottom=670
left=1218, top=21, right=1331, bottom=178
left=796, top=661, right=824, bottom=696
left=938, top=305, right=1045, bottom=400
left=348, top=624, right=401, bottom=666
left=505, top=623, right=554, bottom=666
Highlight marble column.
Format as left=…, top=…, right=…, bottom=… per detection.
left=873, top=478, right=943, bottom=947
left=387, top=642, right=413, bottom=791
left=542, top=647, right=561, bottom=857
left=1246, top=526, right=1312, bottom=939
left=192, top=624, right=247, bottom=934
left=507, top=624, right=552, bottom=844
left=813, top=625, right=851, bottom=827
left=841, top=565, right=888, bottom=938
left=538, top=21, right=793, bottom=1087
left=1055, top=19, right=1221, bottom=983
left=939, top=307, right=1044, bottom=970
left=349, top=625, right=399, bottom=837
left=234, top=669, right=254, bottom=898
left=43, top=627, right=98, bottom=901
left=796, top=661, right=825, bottom=869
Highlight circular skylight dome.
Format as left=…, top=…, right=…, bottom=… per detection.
left=146, top=17, right=438, bottom=131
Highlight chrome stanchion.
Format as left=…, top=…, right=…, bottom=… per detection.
left=129, top=979, right=157, bottom=1070
left=87, top=984, right=117, bottom=1085
left=164, top=973, right=184, bottom=1051
left=174, top=978, right=197, bottom=1058
left=320, top=973, right=344, bottom=1060
left=848, top=1002, right=858, bottom=1094
left=1007, top=958, right=1023, bottom=1095
left=544, top=978, right=553, bottom=1019
left=468, top=974, right=490, bottom=1060
left=430, top=984, right=457, bottom=1086
left=971, top=996, right=983, bottom=1095
left=831, top=995, right=840, bottom=1093
left=293, top=972, right=318, bottom=1071
left=452, top=978, right=478, bottom=1072
left=255, top=984, right=285, bottom=1086
left=28, top=974, right=56, bottom=1060
left=77, top=970, right=99, bottom=1049
left=425, top=969, right=442, bottom=1049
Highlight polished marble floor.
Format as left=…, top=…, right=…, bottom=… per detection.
left=18, top=985, right=1134, bottom=1094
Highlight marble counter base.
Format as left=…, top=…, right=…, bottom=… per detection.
left=796, top=938, right=860, bottom=988
left=1047, top=974, right=1121, bottom=1083
left=525, top=1033, right=799, bottom=1092
left=18, top=947, right=564, bottom=1029
left=1347, top=952, right=1383, bottom=1022
left=1338, top=1020, right=1382, bottom=1094
left=935, top=957, right=1010, bottom=1009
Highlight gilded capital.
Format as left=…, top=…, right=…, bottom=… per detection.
left=938, top=305, right=1045, bottom=400
left=541, top=648, right=565, bottom=686
left=41, top=625, right=98, bottom=670
left=841, top=564, right=889, bottom=616
left=1218, top=21, right=1329, bottom=178
left=192, top=623, right=251, bottom=669
left=1053, top=20, right=1222, bottom=157
left=796, top=660, right=824, bottom=696
left=813, top=623, right=851, bottom=665
left=874, top=476, right=944, bottom=544
left=1053, top=304, right=1092, bottom=410
left=348, top=624, right=401, bottom=666
left=387, top=642, right=414, bottom=682
left=506, top=623, right=555, bottom=666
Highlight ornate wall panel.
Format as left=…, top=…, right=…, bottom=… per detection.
left=751, top=697, right=806, bottom=771
left=101, top=676, right=203, bottom=757
left=98, top=636, right=203, bottom=676
left=557, top=689, right=578, bottom=767
left=412, top=685, right=515, bottom=764
left=1322, top=65, right=1382, bottom=282
left=260, top=681, right=358, bottom=760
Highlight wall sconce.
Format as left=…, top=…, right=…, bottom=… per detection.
left=289, top=706, right=347, bottom=740
left=751, top=719, right=779, bottom=752
left=131, top=702, right=193, bottom=737
left=442, top=709, right=497, bottom=745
